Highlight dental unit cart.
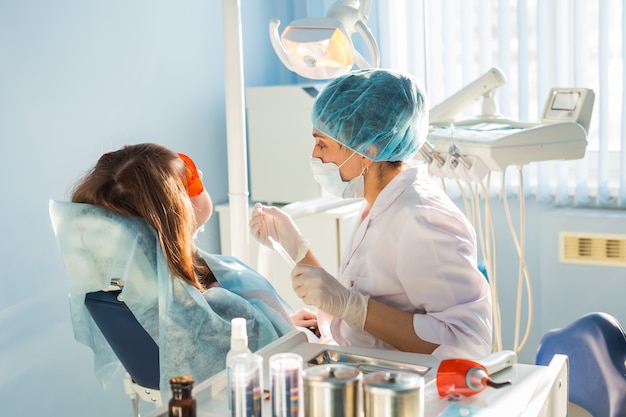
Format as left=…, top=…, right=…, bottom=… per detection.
left=424, top=87, right=595, bottom=178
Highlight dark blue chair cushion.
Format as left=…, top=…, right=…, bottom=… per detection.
left=536, top=312, right=626, bottom=417
left=85, top=290, right=160, bottom=390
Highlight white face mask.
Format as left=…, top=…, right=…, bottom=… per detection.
left=310, top=152, right=365, bottom=199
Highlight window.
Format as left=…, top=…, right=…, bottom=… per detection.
left=376, top=0, right=626, bottom=206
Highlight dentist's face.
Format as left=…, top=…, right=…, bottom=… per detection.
left=311, top=128, right=361, bottom=181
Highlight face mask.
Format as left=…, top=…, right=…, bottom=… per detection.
left=310, top=152, right=365, bottom=199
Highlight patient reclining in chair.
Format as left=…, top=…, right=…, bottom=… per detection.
left=49, top=143, right=302, bottom=398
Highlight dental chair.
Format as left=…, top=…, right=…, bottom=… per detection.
left=49, top=201, right=164, bottom=417
left=50, top=200, right=295, bottom=417
left=535, top=312, right=626, bottom=417
left=84, top=280, right=162, bottom=417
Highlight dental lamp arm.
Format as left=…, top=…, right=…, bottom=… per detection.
left=326, top=0, right=371, bottom=23
left=326, top=0, right=379, bottom=69
left=429, top=67, right=506, bottom=124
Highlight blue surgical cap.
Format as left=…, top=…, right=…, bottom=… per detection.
left=311, top=68, right=428, bottom=162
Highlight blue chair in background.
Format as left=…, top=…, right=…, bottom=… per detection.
left=535, top=312, right=626, bottom=417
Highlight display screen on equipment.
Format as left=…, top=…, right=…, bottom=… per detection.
left=551, top=92, right=580, bottom=111
left=540, top=87, right=594, bottom=131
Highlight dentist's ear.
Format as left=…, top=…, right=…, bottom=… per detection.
left=361, top=156, right=374, bottom=170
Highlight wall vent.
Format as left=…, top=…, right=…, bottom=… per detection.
left=560, top=232, right=626, bottom=267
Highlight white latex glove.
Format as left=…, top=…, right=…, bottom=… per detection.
left=291, top=264, right=369, bottom=329
left=249, top=203, right=309, bottom=263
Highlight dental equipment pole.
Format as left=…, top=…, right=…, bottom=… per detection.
left=222, top=0, right=250, bottom=262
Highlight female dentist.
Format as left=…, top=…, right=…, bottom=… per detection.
left=250, top=68, right=493, bottom=359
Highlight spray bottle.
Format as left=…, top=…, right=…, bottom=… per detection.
left=227, top=317, right=263, bottom=416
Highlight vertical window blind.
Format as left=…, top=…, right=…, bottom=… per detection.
left=376, top=0, right=625, bottom=207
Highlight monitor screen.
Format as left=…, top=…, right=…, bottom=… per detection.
left=551, top=92, right=580, bottom=111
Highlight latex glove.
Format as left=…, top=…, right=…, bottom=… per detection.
left=291, top=264, right=369, bottom=329
left=249, top=203, right=309, bottom=263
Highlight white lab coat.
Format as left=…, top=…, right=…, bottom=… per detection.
left=329, top=166, right=493, bottom=359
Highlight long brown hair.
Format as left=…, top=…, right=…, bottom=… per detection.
left=71, top=143, right=212, bottom=290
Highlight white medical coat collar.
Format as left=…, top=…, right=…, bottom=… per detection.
left=343, top=166, right=420, bottom=267
left=366, top=166, right=421, bottom=220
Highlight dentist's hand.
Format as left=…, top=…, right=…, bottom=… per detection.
left=249, top=203, right=309, bottom=263
left=291, top=264, right=369, bottom=329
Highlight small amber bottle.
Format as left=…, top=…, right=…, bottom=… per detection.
left=169, top=376, right=196, bottom=417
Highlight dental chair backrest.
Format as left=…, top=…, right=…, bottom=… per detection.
left=50, top=199, right=295, bottom=403
left=535, top=312, right=626, bottom=417
left=84, top=287, right=160, bottom=390
left=49, top=200, right=161, bottom=391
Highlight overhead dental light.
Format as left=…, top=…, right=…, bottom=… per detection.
left=269, top=0, right=380, bottom=80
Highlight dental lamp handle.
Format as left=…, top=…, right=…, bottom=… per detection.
left=326, top=0, right=380, bottom=69
left=268, top=18, right=294, bottom=72
left=353, top=20, right=380, bottom=68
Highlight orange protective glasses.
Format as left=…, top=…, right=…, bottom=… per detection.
left=178, top=153, right=204, bottom=197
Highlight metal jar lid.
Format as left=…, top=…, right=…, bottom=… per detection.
left=303, top=364, right=362, bottom=385
left=363, top=371, right=424, bottom=417
left=363, top=371, right=424, bottom=393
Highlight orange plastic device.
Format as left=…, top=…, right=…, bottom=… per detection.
left=436, top=358, right=511, bottom=400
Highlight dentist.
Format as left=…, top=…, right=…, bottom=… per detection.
left=250, top=68, right=492, bottom=358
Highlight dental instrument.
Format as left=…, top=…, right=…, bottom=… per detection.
left=268, top=235, right=296, bottom=268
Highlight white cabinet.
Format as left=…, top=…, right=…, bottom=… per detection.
left=246, top=85, right=326, bottom=204
left=215, top=199, right=361, bottom=311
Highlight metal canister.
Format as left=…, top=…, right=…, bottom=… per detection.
left=302, top=364, right=362, bottom=417
left=363, top=371, right=424, bottom=417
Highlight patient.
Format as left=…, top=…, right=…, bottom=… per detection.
left=50, top=143, right=308, bottom=396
